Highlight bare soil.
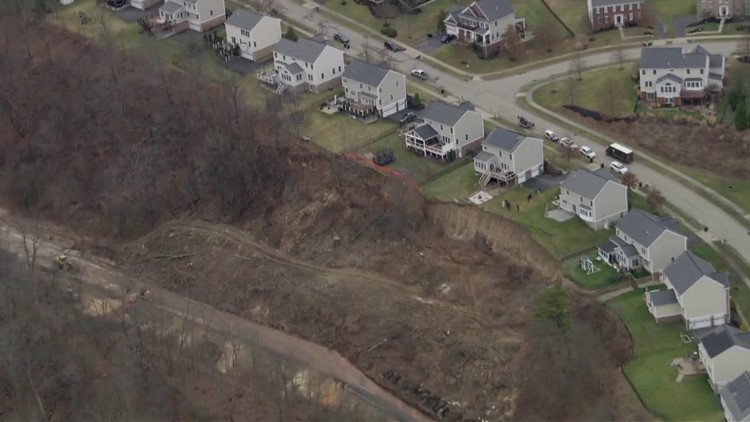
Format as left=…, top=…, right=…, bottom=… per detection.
left=562, top=110, right=750, bottom=180
left=0, top=16, right=641, bottom=422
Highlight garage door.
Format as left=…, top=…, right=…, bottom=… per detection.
left=688, top=316, right=715, bottom=329
left=381, top=103, right=398, bottom=117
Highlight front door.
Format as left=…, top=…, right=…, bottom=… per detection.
left=720, top=5, right=729, bottom=17
left=615, top=15, right=623, bottom=26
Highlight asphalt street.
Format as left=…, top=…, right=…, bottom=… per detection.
left=271, top=0, right=750, bottom=266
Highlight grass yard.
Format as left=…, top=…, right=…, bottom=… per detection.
left=421, top=162, right=477, bottom=201
left=533, top=66, right=638, bottom=117
left=298, top=111, right=396, bottom=153
left=543, top=144, right=588, bottom=172
left=629, top=190, right=660, bottom=215
left=360, top=133, right=446, bottom=183
left=645, top=0, right=697, bottom=37
left=563, top=251, right=626, bottom=290
left=677, top=166, right=750, bottom=217
left=324, top=0, right=470, bottom=46
left=483, top=187, right=613, bottom=258
left=607, top=290, right=723, bottom=421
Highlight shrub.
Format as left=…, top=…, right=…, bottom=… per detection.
left=741, top=322, right=750, bottom=332
left=381, top=27, right=397, bottom=37
left=382, top=21, right=390, bottom=27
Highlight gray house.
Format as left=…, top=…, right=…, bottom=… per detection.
left=404, top=102, right=485, bottom=160
left=699, top=325, right=750, bottom=391
left=443, top=0, right=525, bottom=55
left=341, top=59, right=406, bottom=118
left=646, top=251, right=730, bottom=329
left=598, top=209, right=687, bottom=275
left=558, top=168, right=628, bottom=230
left=258, top=37, right=345, bottom=95
left=473, top=128, right=543, bottom=186
left=224, top=9, right=281, bottom=61
left=720, top=371, right=750, bottom=422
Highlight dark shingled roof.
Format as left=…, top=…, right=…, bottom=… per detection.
left=616, top=209, right=683, bottom=248
left=664, top=251, right=729, bottom=295
left=648, top=289, right=678, bottom=306
left=640, top=45, right=711, bottom=69
left=225, top=8, right=265, bottom=31
left=420, top=102, right=470, bottom=126
left=413, top=124, right=438, bottom=140
left=274, top=37, right=330, bottom=63
left=720, top=372, right=750, bottom=422
left=343, top=59, right=392, bottom=87
left=561, top=168, right=622, bottom=200
left=483, top=128, right=525, bottom=152
left=699, top=325, right=750, bottom=358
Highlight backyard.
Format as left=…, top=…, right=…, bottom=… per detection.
left=484, top=187, right=613, bottom=259
left=297, top=111, right=396, bottom=153
left=607, top=290, right=724, bottom=421
left=360, top=132, right=459, bottom=184
left=421, top=162, right=477, bottom=201
left=533, top=66, right=638, bottom=117
left=563, top=251, right=626, bottom=290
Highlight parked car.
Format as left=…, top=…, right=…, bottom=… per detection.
left=384, top=41, right=405, bottom=52
left=642, top=41, right=653, bottom=47
left=399, top=112, right=416, bottom=126
left=560, top=137, right=577, bottom=149
left=333, top=33, right=349, bottom=45
left=544, top=129, right=559, bottom=142
left=579, top=146, right=596, bottom=159
left=440, top=34, right=456, bottom=43
left=610, top=161, right=629, bottom=175
left=411, top=69, right=429, bottom=80
left=518, top=115, right=534, bottom=129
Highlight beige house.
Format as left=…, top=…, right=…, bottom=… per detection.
left=646, top=251, right=730, bottom=329
left=258, top=37, right=345, bottom=95
left=598, top=209, right=687, bottom=276
left=341, top=59, right=406, bottom=118
left=557, top=168, right=628, bottom=230
left=224, top=9, right=281, bottom=61
left=404, top=102, right=485, bottom=160
left=473, top=128, right=543, bottom=186
left=158, top=0, right=226, bottom=33
left=443, top=0, right=525, bottom=55
left=699, top=325, right=750, bottom=391
left=720, top=371, right=750, bottom=422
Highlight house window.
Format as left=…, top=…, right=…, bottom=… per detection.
left=321, top=73, right=324, bottom=79
left=465, top=134, right=468, bottom=140
left=253, top=42, right=257, bottom=47
left=359, top=83, right=362, bottom=89
left=652, top=70, right=656, bottom=75
left=210, top=10, right=213, bottom=16
left=641, top=69, right=645, bottom=75
left=450, top=128, right=453, bottom=133
left=701, top=69, right=705, bottom=74
left=396, top=80, right=399, bottom=86
left=232, top=36, right=236, bottom=43
left=687, top=69, right=690, bottom=74
left=390, top=94, right=393, bottom=100
left=338, top=66, right=342, bottom=72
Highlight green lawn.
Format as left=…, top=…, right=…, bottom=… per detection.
left=324, top=0, right=470, bottom=46
left=483, top=187, right=613, bottom=258
left=360, top=132, right=446, bottom=183
left=607, top=290, right=723, bottom=421
left=646, top=0, right=697, bottom=37
left=563, top=251, right=626, bottom=290
left=298, top=111, right=396, bottom=153
left=629, top=190, right=660, bottom=215
left=420, top=162, right=477, bottom=201
left=677, top=166, right=750, bottom=217
left=533, top=66, right=638, bottom=117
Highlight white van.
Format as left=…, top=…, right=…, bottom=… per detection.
left=544, top=130, right=559, bottom=142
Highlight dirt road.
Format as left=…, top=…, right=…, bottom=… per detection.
left=0, top=221, right=431, bottom=422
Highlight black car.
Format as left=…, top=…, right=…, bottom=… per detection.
left=399, top=112, right=416, bottom=126
left=333, top=33, right=349, bottom=45
left=440, top=34, right=456, bottom=43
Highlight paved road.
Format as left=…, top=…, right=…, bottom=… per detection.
left=273, top=3, right=750, bottom=266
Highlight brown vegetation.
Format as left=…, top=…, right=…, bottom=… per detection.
left=0, top=13, right=640, bottom=421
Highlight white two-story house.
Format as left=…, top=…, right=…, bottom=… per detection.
left=404, top=102, right=484, bottom=160
left=639, top=44, right=725, bottom=106
left=558, top=168, right=628, bottom=230
left=258, top=37, right=345, bottom=95
left=646, top=251, right=730, bottom=329
left=597, top=209, right=687, bottom=276
left=699, top=325, right=750, bottom=392
left=158, top=0, right=226, bottom=33
left=341, top=59, right=406, bottom=118
left=443, top=0, right=525, bottom=55
left=720, top=371, right=750, bottom=422
left=224, top=9, right=281, bottom=61
left=473, top=128, right=543, bottom=186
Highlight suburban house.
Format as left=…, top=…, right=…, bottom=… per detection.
left=698, top=325, right=750, bottom=391
left=129, top=0, right=160, bottom=11
left=224, top=9, right=281, bottom=61
left=473, top=128, right=543, bottom=186
left=158, top=0, right=226, bottom=33
left=257, top=37, right=345, bottom=95
left=597, top=209, right=687, bottom=276
left=645, top=251, right=730, bottom=329
left=639, top=44, right=726, bottom=106
left=443, top=0, right=525, bottom=55
left=404, top=102, right=484, bottom=160
left=698, top=0, right=735, bottom=19
left=341, top=59, right=407, bottom=118
left=587, top=0, right=643, bottom=31
left=720, top=371, right=750, bottom=422
left=557, top=168, right=628, bottom=230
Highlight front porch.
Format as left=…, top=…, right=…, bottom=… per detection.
left=597, top=237, right=642, bottom=271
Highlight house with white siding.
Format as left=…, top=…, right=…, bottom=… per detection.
left=224, top=9, right=281, bottom=61
left=557, top=168, right=628, bottom=230
left=597, top=209, right=687, bottom=276
left=158, top=0, right=226, bottom=33
left=473, top=128, right=543, bottom=186
left=404, top=102, right=484, bottom=160
left=720, top=371, right=750, bottom=422
left=257, top=37, right=345, bottom=95
left=645, top=251, right=730, bottom=329
left=698, top=325, right=750, bottom=391
left=341, top=59, right=406, bottom=118
left=443, top=0, right=525, bottom=55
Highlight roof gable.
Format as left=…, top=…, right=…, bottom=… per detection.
left=343, top=59, right=392, bottom=87
left=720, top=372, right=750, bottom=421
left=420, top=102, right=469, bottom=126
left=226, top=8, right=266, bottom=31
left=640, top=45, right=712, bottom=69
left=664, top=251, right=727, bottom=295
left=700, top=325, right=750, bottom=358
left=561, top=168, right=621, bottom=200
left=616, top=209, right=683, bottom=248
left=471, top=0, right=514, bottom=21
left=274, top=37, right=331, bottom=63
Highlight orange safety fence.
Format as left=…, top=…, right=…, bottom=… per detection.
left=343, top=152, right=421, bottom=191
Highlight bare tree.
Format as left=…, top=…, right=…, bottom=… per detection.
left=612, top=41, right=625, bottom=70
left=535, top=17, right=559, bottom=53
left=566, top=69, right=577, bottom=104
left=259, top=0, right=283, bottom=14
left=560, top=144, right=578, bottom=165
left=599, top=77, right=626, bottom=117
left=570, top=51, right=585, bottom=81
left=620, top=172, right=639, bottom=190
left=646, top=187, right=666, bottom=209
left=501, top=24, right=524, bottom=60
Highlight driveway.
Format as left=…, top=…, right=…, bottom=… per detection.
left=523, top=174, right=565, bottom=192
left=414, top=36, right=444, bottom=55
left=672, top=15, right=698, bottom=38
left=114, top=4, right=161, bottom=22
